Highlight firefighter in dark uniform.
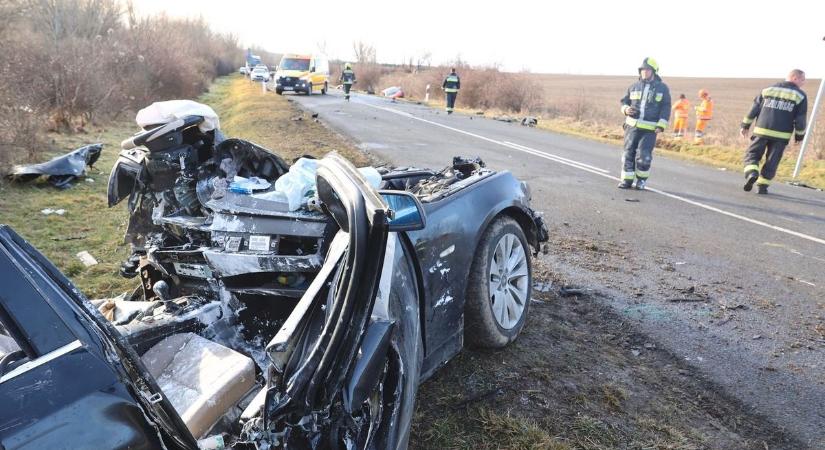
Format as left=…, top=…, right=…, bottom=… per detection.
left=619, top=57, right=671, bottom=190
left=442, top=68, right=460, bottom=114
left=340, top=63, right=356, bottom=101
left=740, top=69, right=807, bottom=194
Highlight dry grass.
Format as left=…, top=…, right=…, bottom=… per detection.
left=202, top=76, right=367, bottom=165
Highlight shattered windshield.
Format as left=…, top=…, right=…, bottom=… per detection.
left=279, top=58, right=310, bottom=71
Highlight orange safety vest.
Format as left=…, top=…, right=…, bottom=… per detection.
left=672, top=98, right=690, bottom=119
left=695, top=98, right=713, bottom=120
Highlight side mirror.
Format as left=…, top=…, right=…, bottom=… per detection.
left=379, top=191, right=426, bottom=232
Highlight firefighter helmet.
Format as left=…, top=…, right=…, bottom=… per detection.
left=345, top=63, right=352, bottom=70
left=638, top=57, right=659, bottom=74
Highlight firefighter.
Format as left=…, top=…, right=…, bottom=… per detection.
left=671, top=94, right=690, bottom=139
left=442, top=68, right=460, bottom=114
left=740, top=69, right=807, bottom=194
left=693, top=89, right=714, bottom=144
left=618, top=57, right=671, bottom=190
left=340, top=63, right=356, bottom=101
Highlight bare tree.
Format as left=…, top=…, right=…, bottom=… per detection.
left=352, top=41, right=376, bottom=64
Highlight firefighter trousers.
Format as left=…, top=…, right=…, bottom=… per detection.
left=673, top=117, right=687, bottom=137
left=695, top=119, right=710, bottom=137
left=744, top=136, right=787, bottom=185
left=673, top=117, right=687, bottom=136
left=622, top=127, right=657, bottom=181
left=445, top=92, right=457, bottom=112
left=343, top=83, right=352, bottom=95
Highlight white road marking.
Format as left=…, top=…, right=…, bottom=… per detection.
left=362, top=101, right=825, bottom=247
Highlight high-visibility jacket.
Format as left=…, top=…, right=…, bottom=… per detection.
left=672, top=98, right=690, bottom=119
left=695, top=98, right=713, bottom=121
left=741, top=81, right=808, bottom=142
left=620, top=75, right=672, bottom=131
left=443, top=74, right=460, bottom=93
left=340, top=69, right=356, bottom=85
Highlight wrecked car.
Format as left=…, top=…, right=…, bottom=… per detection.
left=0, top=103, right=548, bottom=449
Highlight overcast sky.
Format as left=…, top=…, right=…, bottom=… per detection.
left=133, top=0, right=824, bottom=79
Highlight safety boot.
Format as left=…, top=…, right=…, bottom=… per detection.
left=617, top=180, right=633, bottom=189
left=757, top=184, right=769, bottom=195
left=634, top=179, right=647, bottom=190
left=743, top=171, right=758, bottom=192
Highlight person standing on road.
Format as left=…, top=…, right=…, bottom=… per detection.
left=671, top=94, right=690, bottom=139
left=693, top=89, right=714, bottom=144
left=442, top=68, right=460, bottom=114
left=340, top=63, right=356, bottom=101
left=619, top=57, right=671, bottom=190
left=740, top=69, right=808, bottom=195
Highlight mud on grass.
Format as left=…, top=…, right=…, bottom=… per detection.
left=409, top=260, right=801, bottom=450
left=0, top=75, right=366, bottom=299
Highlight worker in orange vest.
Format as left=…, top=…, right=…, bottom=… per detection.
left=671, top=94, right=690, bottom=139
left=694, top=89, right=714, bottom=144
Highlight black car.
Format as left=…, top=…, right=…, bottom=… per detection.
left=0, top=116, right=547, bottom=449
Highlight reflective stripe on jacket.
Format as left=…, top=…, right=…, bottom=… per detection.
left=620, top=76, right=672, bottom=131
left=741, top=81, right=808, bottom=142
left=695, top=98, right=713, bottom=120
left=672, top=98, right=690, bottom=119
left=443, top=74, right=460, bottom=93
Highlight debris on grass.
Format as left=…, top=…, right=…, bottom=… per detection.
left=76, top=250, right=98, bottom=267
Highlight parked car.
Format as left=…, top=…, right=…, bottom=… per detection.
left=0, top=105, right=548, bottom=449
left=274, top=53, right=329, bottom=95
left=250, top=67, right=270, bottom=82
left=239, top=66, right=248, bottom=75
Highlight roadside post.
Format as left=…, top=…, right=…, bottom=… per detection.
left=262, top=80, right=266, bottom=94
left=425, top=84, right=430, bottom=103
left=792, top=36, right=825, bottom=179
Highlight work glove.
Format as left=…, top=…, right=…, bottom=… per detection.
left=624, top=106, right=639, bottom=118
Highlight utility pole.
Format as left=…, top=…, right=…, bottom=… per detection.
left=792, top=36, right=825, bottom=179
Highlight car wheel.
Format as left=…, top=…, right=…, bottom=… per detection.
left=322, top=82, right=328, bottom=95
left=465, top=216, right=531, bottom=348
left=276, top=88, right=283, bottom=95
left=306, top=82, right=313, bottom=95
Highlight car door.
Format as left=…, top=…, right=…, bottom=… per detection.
left=262, top=154, right=425, bottom=449
left=0, top=226, right=196, bottom=450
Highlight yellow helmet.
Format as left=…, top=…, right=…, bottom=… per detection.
left=345, top=63, right=352, bottom=70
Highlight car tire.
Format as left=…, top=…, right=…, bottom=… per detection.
left=465, top=216, right=531, bottom=348
left=276, top=88, right=283, bottom=95
left=306, top=82, right=312, bottom=95
left=322, top=82, right=328, bottom=95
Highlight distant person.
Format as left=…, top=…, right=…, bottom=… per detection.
left=340, top=63, right=356, bottom=101
left=740, top=69, right=808, bottom=194
left=442, top=68, right=461, bottom=114
left=693, top=89, right=714, bottom=144
left=618, top=57, right=671, bottom=190
left=671, top=94, right=690, bottom=139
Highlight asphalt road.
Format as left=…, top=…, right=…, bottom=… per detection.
left=288, top=88, right=825, bottom=448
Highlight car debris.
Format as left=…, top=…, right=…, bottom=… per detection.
left=76, top=250, right=98, bottom=266
left=521, top=116, right=539, bottom=127
left=7, top=143, right=102, bottom=188
left=40, top=208, right=66, bottom=215
left=382, top=86, right=404, bottom=99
